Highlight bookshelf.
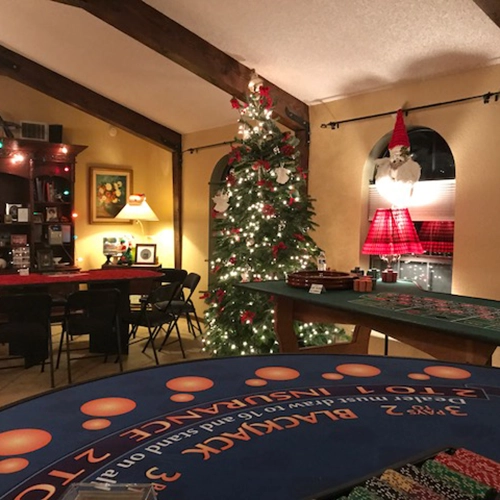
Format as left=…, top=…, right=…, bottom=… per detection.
left=0, top=138, right=87, bottom=272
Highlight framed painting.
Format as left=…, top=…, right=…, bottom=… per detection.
left=89, top=166, right=133, bottom=224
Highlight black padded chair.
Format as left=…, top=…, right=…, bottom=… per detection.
left=0, top=293, right=54, bottom=387
left=126, top=281, right=183, bottom=363
left=58, top=288, right=122, bottom=384
left=158, top=272, right=203, bottom=352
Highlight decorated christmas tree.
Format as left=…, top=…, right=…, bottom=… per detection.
left=203, top=81, right=346, bottom=356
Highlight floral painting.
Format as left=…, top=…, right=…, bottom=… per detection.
left=89, top=166, right=133, bottom=223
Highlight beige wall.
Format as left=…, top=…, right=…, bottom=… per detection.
left=0, top=78, right=173, bottom=270
left=182, top=124, right=238, bottom=310
left=310, top=63, right=500, bottom=300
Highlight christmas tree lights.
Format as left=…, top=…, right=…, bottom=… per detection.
left=203, top=84, right=347, bottom=356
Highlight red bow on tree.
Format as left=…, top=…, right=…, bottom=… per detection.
left=272, top=241, right=287, bottom=258
left=262, top=204, right=275, bottom=216
left=228, top=147, right=242, bottom=165
left=240, top=310, right=256, bottom=324
left=216, top=289, right=226, bottom=303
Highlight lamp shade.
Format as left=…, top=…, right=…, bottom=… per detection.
left=419, top=221, right=454, bottom=253
left=115, top=194, right=159, bottom=221
left=362, top=208, right=423, bottom=255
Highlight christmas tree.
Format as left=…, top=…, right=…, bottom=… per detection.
left=203, top=81, right=346, bottom=356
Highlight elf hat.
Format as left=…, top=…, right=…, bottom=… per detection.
left=388, top=109, right=410, bottom=150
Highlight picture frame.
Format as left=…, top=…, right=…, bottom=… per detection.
left=89, top=166, right=133, bottom=224
left=10, top=234, right=28, bottom=247
left=46, top=207, right=58, bottom=222
left=37, top=249, right=54, bottom=271
left=135, top=243, right=157, bottom=265
left=5, top=203, right=22, bottom=222
left=32, top=212, right=44, bottom=223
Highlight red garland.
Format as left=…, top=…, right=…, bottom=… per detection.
left=199, top=291, right=210, bottom=300
left=226, top=173, right=236, bottom=186
left=288, top=197, right=295, bottom=206
left=211, top=208, right=218, bottom=218
left=229, top=256, right=237, bottom=264
left=230, top=97, right=241, bottom=109
left=240, top=310, right=256, bottom=324
left=272, top=241, right=287, bottom=258
left=294, top=233, right=305, bottom=241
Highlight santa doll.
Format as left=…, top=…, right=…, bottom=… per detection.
left=374, top=109, right=421, bottom=206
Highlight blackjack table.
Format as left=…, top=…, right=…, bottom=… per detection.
left=0, top=354, right=499, bottom=499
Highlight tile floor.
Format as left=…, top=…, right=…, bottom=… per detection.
left=1, top=324, right=498, bottom=409
left=0, top=319, right=207, bottom=408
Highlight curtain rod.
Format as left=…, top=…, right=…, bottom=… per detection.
left=182, top=140, right=234, bottom=154
left=320, top=90, right=500, bottom=130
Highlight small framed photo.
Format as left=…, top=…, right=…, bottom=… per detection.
left=11, top=234, right=28, bottom=247
left=5, top=203, right=22, bottom=222
left=33, top=212, right=44, bottom=223
left=46, top=207, right=58, bottom=222
left=37, top=249, right=54, bottom=271
left=135, top=243, right=157, bottom=265
left=17, top=207, right=29, bottom=222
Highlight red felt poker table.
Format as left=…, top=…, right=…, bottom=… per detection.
left=0, top=354, right=499, bottom=499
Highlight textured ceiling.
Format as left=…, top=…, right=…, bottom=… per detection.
left=1, top=0, right=500, bottom=134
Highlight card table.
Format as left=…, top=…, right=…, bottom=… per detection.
left=0, top=354, right=498, bottom=499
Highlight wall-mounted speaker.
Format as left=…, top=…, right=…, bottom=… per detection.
left=49, top=124, right=63, bottom=143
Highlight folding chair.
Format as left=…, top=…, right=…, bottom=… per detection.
left=158, top=272, right=203, bottom=352
left=126, top=281, right=183, bottom=363
left=58, top=288, right=122, bottom=384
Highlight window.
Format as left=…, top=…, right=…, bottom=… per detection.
left=367, top=127, right=455, bottom=292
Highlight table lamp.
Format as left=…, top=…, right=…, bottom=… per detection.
left=115, top=194, right=159, bottom=236
left=418, top=221, right=454, bottom=254
left=362, top=208, right=423, bottom=282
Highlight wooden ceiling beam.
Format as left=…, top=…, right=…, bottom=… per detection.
left=52, top=0, right=310, bottom=132
left=473, top=0, right=500, bottom=27
left=0, top=44, right=181, bottom=152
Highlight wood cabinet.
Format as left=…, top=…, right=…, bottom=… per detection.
left=0, top=138, right=87, bottom=272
